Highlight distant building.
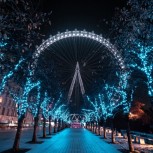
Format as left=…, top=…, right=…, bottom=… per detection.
left=0, top=92, right=17, bottom=124
left=0, top=82, right=33, bottom=127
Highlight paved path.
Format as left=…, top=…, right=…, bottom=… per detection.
left=0, top=127, right=51, bottom=152
left=27, top=128, right=121, bottom=153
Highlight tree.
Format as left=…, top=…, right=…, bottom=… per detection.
left=111, top=0, right=153, bottom=96
left=0, top=0, right=52, bottom=81
left=109, top=1, right=152, bottom=150
left=60, top=109, right=69, bottom=129
left=86, top=96, right=100, bottom=133
left=28, top=84, right=41, bottom=143
left=86, top=84, right=116, bottom=139
left=40, top=91, right=51, bottom=138
left=40, top=92, right=63, bottom=135
left=0, top=0, right=51, bottom=54
left=111, top=0, right=153, bottom=48
left=10, top=74, right=40, bottom=152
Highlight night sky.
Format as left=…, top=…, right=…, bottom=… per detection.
left=41, top=0, right=126, bottom=35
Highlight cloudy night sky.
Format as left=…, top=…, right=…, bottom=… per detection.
left=41, top=0, right=126, bottom=35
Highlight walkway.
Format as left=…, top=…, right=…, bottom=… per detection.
left=27, top=128, right=121, bottom=153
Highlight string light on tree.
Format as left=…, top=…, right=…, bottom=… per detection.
left=0, top=58, right=24, bottom=95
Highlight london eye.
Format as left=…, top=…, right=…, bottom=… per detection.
left=33, top=30, right=124, bottom=113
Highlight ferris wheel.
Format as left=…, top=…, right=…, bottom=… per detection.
left=32, top=30, right=125, bottom=70
left=31, top=30, right=126, bottom=112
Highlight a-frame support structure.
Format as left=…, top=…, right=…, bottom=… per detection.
left=68, top=62, right=85, bottom=102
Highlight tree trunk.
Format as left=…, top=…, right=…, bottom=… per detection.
left=48, top=116, right=52, bottom=135
left=54, top=119, right=56, bottom=133
left=92, top=122, right=94, bottom=132
left=127, top=116, right=134, bottom=152
left=57, top=119, right=60, bottom=132
left=94, top=122, right=97, bottom=133
left=43, top=116, right=46, bottom=138
left=89, top=122, right=91, bottom=130
left=103, top=121, right=107, bottom=139
left=116, top=128, right=118, bottom=136
left=61, top=120, right=63, bottom=130
left=90, top=122, right=92, bottom=130
left=111, top=119, right=115, bottom=143
left=32, top=116, right=39, bottom=142
left=98, top=122, right=101, bottom=135
left=13, top=115, right=25, bottom=152
left=63, top=121, right=65, bottom=129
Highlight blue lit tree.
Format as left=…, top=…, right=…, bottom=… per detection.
left=60, top=109, right=70, bottom=127
left=116, top=70, right=136, bottom=151
left=51, top=104, right=65, bottom=119
left=60, top=109, right=70, bottom=130
left=112, top=0, right=153, bottom=145
left=97, top=83, right=124, bottom=139
left=86, top=89, right=113, bottom=138
left=111, top=0, right=153, bottom=98
left=52, top=104, right=66, bottom=132
left=111, top=0, right=153, bottom=48
left=82, top=108, right=96, bottom=131
left=47, top=96, right=61, bottom=135
left=85, top=82, right=128, bottom=139
left=47, top=94, right=64, bottom=133
left=40, top=92, right=63, bottom=137
left=127, top=44, right=153, bottom=97
left=104, top=81, right=129, bottom=143
left=86, top=96, right=100, bottom=121
left=28, top=84, right=41, bottom=143
left=86, top=96, right=100, bottom=132
left=41, top=92, right=62, bottom=120
left=40, top=91, right=51, bottom=138
left=0, top=0, right=52, bottom=78
left=0, top=0, right=52, bottom=52
left=82, top=110, right=93, bottom=123
left=10, top=74, right=40, bottom=151
left=98, top=84, right=117, bottom=139
left=116, top=71, right=132, bottom=113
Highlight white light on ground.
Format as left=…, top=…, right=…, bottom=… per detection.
left=51, top=122, right=55, bottom=127
left=0, top=96, right=2, bottom=103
